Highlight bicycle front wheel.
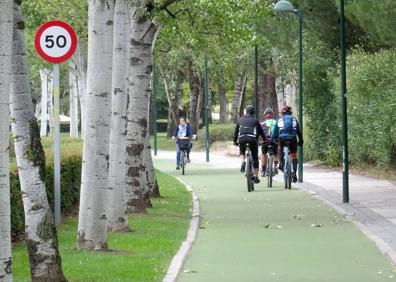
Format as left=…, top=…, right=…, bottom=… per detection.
left=181, top=151, right=185, bottom=175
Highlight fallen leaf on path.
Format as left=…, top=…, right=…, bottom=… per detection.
left=310, top=223, right=324, bottom=227
left=183, top=269, right=198, bottom=274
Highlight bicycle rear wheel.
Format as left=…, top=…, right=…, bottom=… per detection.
left=285, top=159, right=292, bottom=189
left=283, top=157, right=289, bottom=189
left=267, top=155, right=273, bottom=188
left=246, top=154, right=253, bottom=192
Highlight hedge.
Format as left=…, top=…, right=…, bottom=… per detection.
left=196, top=123, right=235, bottom=145
left=10, top=136, right=83, bottom=239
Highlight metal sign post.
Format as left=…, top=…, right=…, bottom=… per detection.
left=35, top=20, right=77, bottom=224
left=53, top=64, right=61, bottom=224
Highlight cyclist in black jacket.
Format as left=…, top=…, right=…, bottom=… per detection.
left=233, top=106, right=265, bottom=184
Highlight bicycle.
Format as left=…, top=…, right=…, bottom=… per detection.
left=177, top=137, right=190, bottom=175
left=283, top=141, right=293, bottom=189
left=244, top=143, right=255, bottom=192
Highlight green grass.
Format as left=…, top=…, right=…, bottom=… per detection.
left=12, top=170, right=192, bottom=282
left=150, top=133, right=177, bottom=151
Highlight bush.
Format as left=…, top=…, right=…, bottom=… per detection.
left=10, top=137, right=83, bottom=239
left=303, top=36, right=340, bottom=163
left=197, top=123, right=235, bottom=145
left=343, top=49, right=396, bottom=168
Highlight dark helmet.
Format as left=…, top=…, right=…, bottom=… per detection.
left=280, top=105, right=292, bottom=115
left=245, top=105, right=255, bottom=115
left=263, top=107, right=274, bottom=119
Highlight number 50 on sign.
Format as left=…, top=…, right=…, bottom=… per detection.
left=35, top=20, right=77, bottom=64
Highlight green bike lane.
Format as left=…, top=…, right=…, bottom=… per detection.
left=155, top=159, right=396, bottom=282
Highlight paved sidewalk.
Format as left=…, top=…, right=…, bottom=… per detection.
left=154, top=151, right=396, bottom=281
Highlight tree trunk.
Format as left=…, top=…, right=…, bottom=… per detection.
left=39, top=69, right=48, bottom=137
left=124, top=0, right=156, bottom=213
left=187, top=60, right=199, bottom=133
left=166, top=109, right=173, bottom=138
left=69, top=66, right=79, bottom=138
left=259, top=71, right=278, bottom=118
left=11, top=2, right=66, bottom=281
left=218, top=77, right=227, bottom=123
left=71, top=43, right=86, bottom=137
left=34, top=100, right=41, bottom=119
left=77, top=0, right=114, bottom=250
left=159, top=65, right=179, bottom=138
left=0, top=1, right=13, bottom=280
left=196, top=79, right=204, bottom=129
left=231, top=71, right=247, bottom=123
left=107, top=0, right=129, bottom=232
left=144, top=133, right=160, bottom=198
left=47, top=72, right=54, bottom=135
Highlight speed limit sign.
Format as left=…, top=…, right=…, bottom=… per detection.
left=35, top=20, right=77, bottom=64
left=34, top=20, right=77, bottom=225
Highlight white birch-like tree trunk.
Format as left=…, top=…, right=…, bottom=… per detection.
left=107, top=0, right=129, bottom=232
left=47, top=72, right=54, bottom=135
left=144, top=133, right=160, bottom=197
left=71, top=43, right=86, bottom=138
left=124, top=0, right=156, bottom=213
left=39, top=69, right=48, bottom=137
left=77, top=0, right=114, bottom=250
left=0, top=1, right=13, bottom=280
left=10, top=2, right=66, bottom=281
left=69, top=66, right=79, bottom=138
left=231, top=71, right=247, bottom=123
left=34, top=100, right=41, bottom=119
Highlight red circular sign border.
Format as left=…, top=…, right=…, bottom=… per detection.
left=35, top=20, right=77, bottom=64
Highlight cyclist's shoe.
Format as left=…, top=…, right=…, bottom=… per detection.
left=240, top=162, right=246, bottom=173
left=292, top=173, right=297, bottom=183
left=176, top=166, right=180, bottom=170
left=253, top=176, right=260, bottom=184
left=261, top=170, right=266, bottom=177
left=273, top=167, right=278, bottom=175
left=186, top=157, right=191, bottom=163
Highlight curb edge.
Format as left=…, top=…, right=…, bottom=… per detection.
left=162, top=177, right=201, bottom=282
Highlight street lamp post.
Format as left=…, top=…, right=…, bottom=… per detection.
left=340, top=0, right=349, bottom=203
left=274, top=0, right=304, bottom=183
left=204, top=57, right=210, bottom=162
left=255, top=45, right=259, bottom=119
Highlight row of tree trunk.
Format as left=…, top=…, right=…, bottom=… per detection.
left=77, top=0, right=159, bottom=250
left=0, top=0, right=161, bottom=281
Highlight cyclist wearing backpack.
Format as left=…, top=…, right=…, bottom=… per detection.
left=233, top=106, right=265, bottom=184
left=271, top=105, right=303, bottom=183
left=260, top=108, right=278, bottom=176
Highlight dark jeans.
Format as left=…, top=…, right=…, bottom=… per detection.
left=239, top=141, right=259, bottom=169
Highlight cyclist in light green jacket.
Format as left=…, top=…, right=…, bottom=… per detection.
left=260, top=108, right=278, bottom=176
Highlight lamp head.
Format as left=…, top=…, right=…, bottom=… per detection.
left=274, top=0, right=296, bottom=13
